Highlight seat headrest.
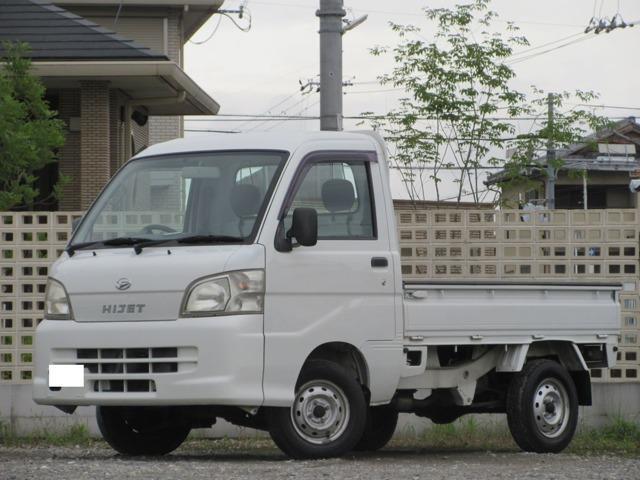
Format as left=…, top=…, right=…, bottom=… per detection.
left=321, top=179, right=355, bottom=213
left=231, top=184, right=261, bottom=218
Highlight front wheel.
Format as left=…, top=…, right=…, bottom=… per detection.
left=506, top=359, right=578, bottom=453
left=267, top=360, right=367, bottom=459
left=97, top=406, right=190, bottom=456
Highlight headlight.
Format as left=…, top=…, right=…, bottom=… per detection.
left=45, top=278, right=73, bottom=320
left=182, top=270, right=264, bottom=316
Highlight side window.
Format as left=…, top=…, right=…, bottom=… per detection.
left=286, top=161, right=375, bottom=239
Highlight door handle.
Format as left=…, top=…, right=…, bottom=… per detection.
left=371, top=257, right=388, bottom=268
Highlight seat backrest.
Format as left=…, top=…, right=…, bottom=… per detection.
left=321, top=178, right=355, bottom=213
left=231, top=183, right=262, bottom=218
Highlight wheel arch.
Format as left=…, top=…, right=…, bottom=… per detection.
left=526, top=341, right=592, bottom=406
left=301, top=342, right=370, bottom=392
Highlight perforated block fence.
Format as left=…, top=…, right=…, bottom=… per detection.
left=1, top=212, right=82, bottom=384
left=0, top=209, right=638, bottom=384
left=397, top=207, right=640, bottom=383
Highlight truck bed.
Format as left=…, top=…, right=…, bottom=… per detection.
left=402, top=281, right=621, bottom=345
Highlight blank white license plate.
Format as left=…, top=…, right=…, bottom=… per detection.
left=49, top=364, right=85, bottom=388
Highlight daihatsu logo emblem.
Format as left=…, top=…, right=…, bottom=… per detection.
left=115, top=278, right=131, bottom=291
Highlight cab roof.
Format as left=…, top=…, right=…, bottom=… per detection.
left=135, top=131, right=381, bottom=159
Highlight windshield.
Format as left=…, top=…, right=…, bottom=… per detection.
left=72, top=150, right=288, bottom=249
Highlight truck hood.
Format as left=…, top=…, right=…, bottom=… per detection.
left=50, top=244, right=265, bottom=322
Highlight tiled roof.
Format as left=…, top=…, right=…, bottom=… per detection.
left=0, top=0, right=168, bottom=60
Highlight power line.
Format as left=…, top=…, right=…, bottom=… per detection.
left=186, top=117, right=317, bottom=122
left=245, top=94, right=309, bottom=131
left=189, top=4, right=252, bottom=44
left=185, top=113, right=635, bottom=122
left=248, top=0, right=584, bottom=27
left=219, top=12, right=251, bottom=32
left=573, top=104, right=640, bottom=111
left=344, top=88, right=405, bottom=95
left=438, top=188, right=493, bottom=202
left=189, top=14, right=223, bottom=45
left=234, top=91, right=301, bottom=130
left=184, top=128, right=543, bottom=141
left=507, top=31, right=586, bottom=60
left=264, top=100, right=320, bottom=131
left=507, top=33, right=597, bottom=65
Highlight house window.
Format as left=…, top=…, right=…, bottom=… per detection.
left=555, top=185, right=633, bottom=209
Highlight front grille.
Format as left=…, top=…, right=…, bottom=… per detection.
left=77, top=348, right=180, bottom=374
left=93, top=379, right=157, bottom=393
left=71, top=346, right=197, bottom=394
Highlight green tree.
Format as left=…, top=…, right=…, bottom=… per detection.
left=368, top=0, right=607, bottom=205
left=0, top=42, right=66, bottom=210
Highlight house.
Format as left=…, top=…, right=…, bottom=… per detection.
left=0, top=0, right=223, bottom=211
left=486, top=117, right=640, bottom=210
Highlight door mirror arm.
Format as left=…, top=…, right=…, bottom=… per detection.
left=275, top=221, right=293, bottom=252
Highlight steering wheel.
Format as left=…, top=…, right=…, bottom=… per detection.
left=141, top=224, right=176, bottom=234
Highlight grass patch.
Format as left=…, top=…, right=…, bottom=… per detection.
left=0, top=421, right=95, bottom=448
left=1, top=417, right=638, bottom=457
left=390, top=416, right=640, bottom=456
left=391, top=417, right=516, bottom=451
left=570, top=416, right=640, bottom=456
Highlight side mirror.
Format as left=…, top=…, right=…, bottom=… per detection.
left=71, top=216, right=82, bottom=233
left=288, top=208, right=318, bottom=247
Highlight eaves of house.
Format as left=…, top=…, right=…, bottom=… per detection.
left=0, top=0, right=219, bottom=115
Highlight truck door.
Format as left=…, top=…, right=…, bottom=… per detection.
left=262, top=151, right=396, bottom=404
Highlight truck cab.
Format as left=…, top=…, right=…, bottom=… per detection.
left=34, top=131, right=620, bottom=459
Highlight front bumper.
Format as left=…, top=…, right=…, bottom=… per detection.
left=33, top=315, right=264, bottom=407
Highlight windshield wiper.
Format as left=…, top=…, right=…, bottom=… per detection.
left=68, top=235, right=245, bottom=256
left=130, top=234, right=245, bottom=254
left=66, top=237, right=151, bottom=257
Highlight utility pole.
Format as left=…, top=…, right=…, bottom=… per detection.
left=317, top=0, right=346, bottom=131
left=545, top=93, right=556, bottom=210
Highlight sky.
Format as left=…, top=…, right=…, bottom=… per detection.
left=183, top=0, right=640, bottom=200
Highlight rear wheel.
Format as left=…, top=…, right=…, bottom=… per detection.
left=97, top=406, right=190, bottom=456
left=353, top=405, right=398, bottom=451
left=506, top=359, right=578, bottom=453
left=267, top=360, right=367, bottom=459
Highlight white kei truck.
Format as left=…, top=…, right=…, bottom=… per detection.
left=34, top=131, right=620, bottom=459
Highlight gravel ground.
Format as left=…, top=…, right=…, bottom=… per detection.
left=1, top=442, right=639, bottom=480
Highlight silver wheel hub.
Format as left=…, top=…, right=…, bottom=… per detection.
left=291, top=380, right=350, bottom=445
left=532, top=378, right=570, bottom=438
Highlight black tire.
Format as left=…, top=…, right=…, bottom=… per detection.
left=267, top=360, right=367, bottom=459
left=506, top=359, right=579, bottom=453
left=97, top=406, right=190, bottom=456
left=353, top=405, right=398, bottom=451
